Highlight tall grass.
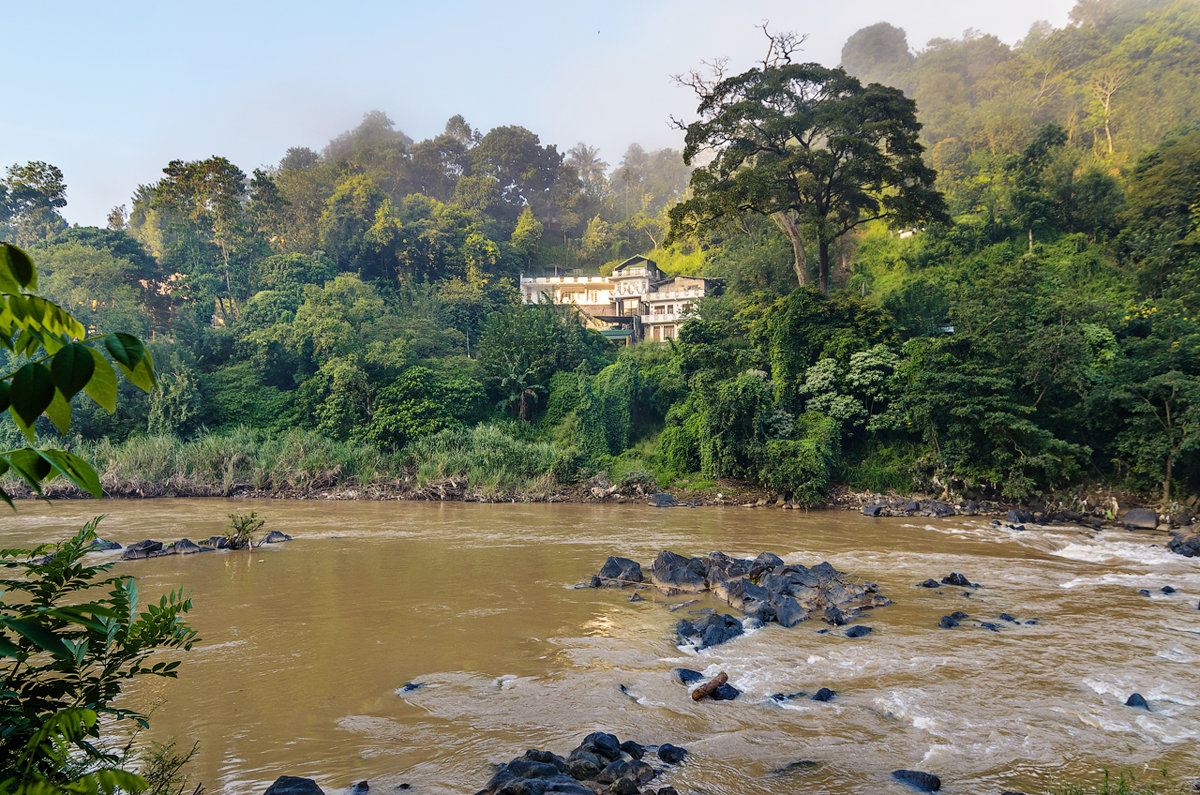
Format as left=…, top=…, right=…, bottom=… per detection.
left=1055, top=769, right=1172, bottom=795
left=73, top=427, right=406, bottom=496
left=403, top=424, right=573, bottom=493
left=6, top=423, right=577, bottom=498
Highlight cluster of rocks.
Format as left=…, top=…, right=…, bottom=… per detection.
left=861, top=499, right=958, bottom=519
left=1168, top=529, right=1200, bottom=557
left=120, top=531, right=292, bottom=560
left=592, top=550, right=890, bottom=650
left=474, top=732, right=688, bottom=795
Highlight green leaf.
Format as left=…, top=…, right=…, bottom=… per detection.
left=0, top=380, right=9, bottom=414
left=45, top=388, right=72, bottom=434
left=38, top=450, right=102, bottom=498
left=5, top=448, right=54, bottom=491
left=0, top=242, right=36, bottom=293
left=0, top=633, right=20, bottom=657
left=0, top=616, right=72, bottom=658
left=104, top=333, right=145, bottom=370
left=83, top=347, right=117, bottom=412
left=9, top=362, right=55, bottom=427
left=51, top=343, right=96, bottom=399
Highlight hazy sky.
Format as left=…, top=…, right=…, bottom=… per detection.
left=4, top=0, right=1077, bottom=227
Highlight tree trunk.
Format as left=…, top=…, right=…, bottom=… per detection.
left=771, top=211, right=808, bottom=287
left=691, top=671, right=729, bottom=701
left=818, top=239, right=830, bottom=296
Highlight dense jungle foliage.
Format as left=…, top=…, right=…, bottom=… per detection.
left=4, top=0, right=1200, bottom=505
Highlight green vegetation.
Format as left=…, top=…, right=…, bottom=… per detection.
left=5, top=0, right=1200, bottom=506
left=224, top=511, right=264, bottom=550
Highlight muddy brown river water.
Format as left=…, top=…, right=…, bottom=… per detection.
left=2, top=499, right=1198, bottom=794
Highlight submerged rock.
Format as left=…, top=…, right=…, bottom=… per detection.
left=892, top=769, right=941, bottom=792
left=1125, top=693, right=1151, bottom=710
left=90, top=538, right=121, bottom=551
left=122, top=540, right=163, bottom=560
left=262, top=530, right=293, bottom=543
left=811, top=687, right=837, bottom=702
left=676, top=613, right=744, bottom=650
left=671, top=668, right=705, bottom=685
left=845, top=625, right=873, bottom=638
left=1168, top=531, right=1200, bottom=558
left=941, top=572, right=977, bottom=588
left=591, top=556, right=645, bottom=587
left=938, top=615, right=959, bottom=629
left=657, top=744, right=688, bottom=765
left=165, top=538, right=204, bottom=555
left=264, top=777, right=324, bottom=795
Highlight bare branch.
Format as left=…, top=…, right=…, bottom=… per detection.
left=757, top=20, right=807, bottom=69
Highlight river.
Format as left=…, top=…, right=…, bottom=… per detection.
left=2, top=499, right=1198, bottom=794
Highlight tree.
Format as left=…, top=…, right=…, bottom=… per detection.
left=1, top=162, right=68, bottom=248
left=840, top=22, right=915, bottom=89
left=669, top=54, right=947, bottom=293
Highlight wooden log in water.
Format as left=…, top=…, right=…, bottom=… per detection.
left=691, top=671, right=728, bottom=701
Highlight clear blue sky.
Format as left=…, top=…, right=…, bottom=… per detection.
left=3, top=0, right=1076, bottom=227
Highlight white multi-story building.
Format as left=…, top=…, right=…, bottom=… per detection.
left=519, top=256, right=722, bottom=343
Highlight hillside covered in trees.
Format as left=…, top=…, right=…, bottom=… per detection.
left=2, top=0, right=1200, bottom=506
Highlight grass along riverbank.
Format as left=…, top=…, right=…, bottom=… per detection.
left=5, top=425, right=582, bottom=500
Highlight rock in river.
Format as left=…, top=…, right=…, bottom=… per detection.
left=264, top=777, right=324, bottom=795
left=676, top=612, right=744, bottom=650
left=892, top=769, right=942, bottom=792
left=122, top=540, right=164, bottom=560
left=1168, top=531, right=1200, bottom=558
left=591, top=556, right=645, bottom=587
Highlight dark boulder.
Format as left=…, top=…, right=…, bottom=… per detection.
left=166, top=538, right=204, bottom=555
left=712, top=577, right=773, bottom=621
left=400, top=682, right=423, bottom=692
left=618, top=740, right=644, bottom=760
left=941, top=573, right=977, bottom=588
left=749, top=551, right=784, bottom=577
left=918, top=579, right=941, bottom=589
left=703, top=551, right=753, bottom=585
left=892, top=769, right=941, bottom=792
left=651, top=550, right=708, bottom=592
left=1123, top=508, right=1158, bottom=530
left=593, top=556, right=644, bottom=586
left=1125, top=693, right=1151, bottom=710
left=979, top=622, right=1001, bottom=632
left=676, top=612, right=744, bottom=649
left=938, top=615, right=959, bottom=629
left=901, top=501, right=921, bottom=513
left=262, top=530, right=293, bottom=543
left=1161, top=585, right=1175, bottom=594
left=1006, top=509, right=1035, bottom=524
left=710, top=683, right=741, bottom=701
left=999, top=613, right=1018, bottom=623
left=928, top=502, right=955, bottom=518
left=122, top=540, right=163, bottom=560
left=348, top=783, right=368, bottom=795
left=649, top=493, right=677, bottom=508
left=771, top=594, right=808, bottom=628
left=657, top=744, right=687, bottom=765
left=629, top=593, right=643, bottom=602
left=264, top=777, right=324, bottom=795
left=90, top=538, right=121, bottom=551
left=812, top=687, right=837, bottom=702
left=1138, top=589, right=1151, bottom=596
left=671, top=668, right=705, bottom=685
left=862, top=504, right=884, bottom=517
left=203, top=535, right=230, bottom=549
left=578, top=732, right=622, bottom=763
left=951, top=611, right=968, bottom=620
left=1168, top=531, right=1200, bottom=558
left=845, top=625, right=872, bottom=638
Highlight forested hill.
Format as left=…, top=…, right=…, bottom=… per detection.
left=1, top=0, right=1200, bottom=507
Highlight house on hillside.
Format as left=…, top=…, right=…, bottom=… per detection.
left=519, top=255, right=722, bottom=343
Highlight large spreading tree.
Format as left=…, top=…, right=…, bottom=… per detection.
left=669, top=51, right=947, bottom=293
